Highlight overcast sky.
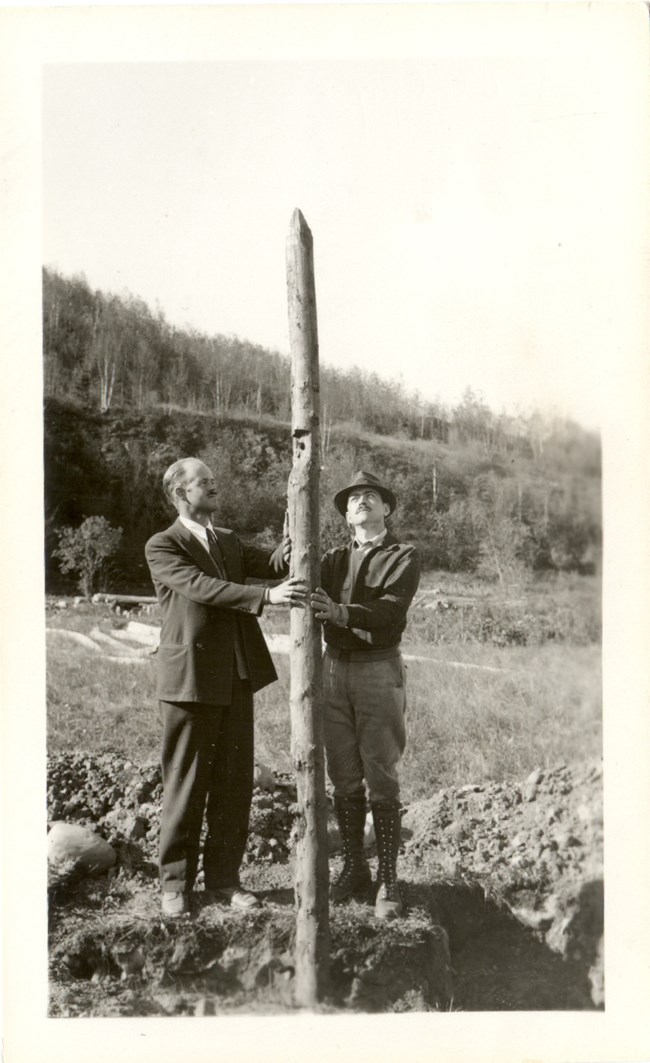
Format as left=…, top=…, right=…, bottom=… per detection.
left=43, top=27, right=640, bottom=430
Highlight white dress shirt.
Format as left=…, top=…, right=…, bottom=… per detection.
left=179, top=514, right=213, bottom=551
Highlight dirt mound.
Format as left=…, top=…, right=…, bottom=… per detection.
left=402, top=761, right=603, bottom=1007
left=47, top=754, right=603, bottom=1013
left=47, top=752, right=298, bottom=876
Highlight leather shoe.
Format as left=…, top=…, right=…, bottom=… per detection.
left=208, top=886, right=261, bottom=910
left=161, top=891, right=190, bottom=918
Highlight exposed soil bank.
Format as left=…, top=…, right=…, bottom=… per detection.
left=47, top=754, right=603, bottom=1015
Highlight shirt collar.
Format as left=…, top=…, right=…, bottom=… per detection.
left=179, top=515, right=212, bottom=541
left=353, top=528, right=388, bottom=550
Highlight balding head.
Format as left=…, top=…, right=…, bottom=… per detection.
left=163, top=458, right=196, bottom=506
left=162, top=458, right=217, bottom=522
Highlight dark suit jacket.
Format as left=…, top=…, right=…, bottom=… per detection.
left=320, top=531, right=421, bottom=652
left=145, top=518, right=287, bottom=704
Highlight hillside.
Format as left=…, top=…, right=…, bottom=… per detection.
left=44, top=398, right=600, bottom=593
left=43, top=268, right=601, bottom=593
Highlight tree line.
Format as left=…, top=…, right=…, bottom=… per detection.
left=43, top=266, right=601, bottom=464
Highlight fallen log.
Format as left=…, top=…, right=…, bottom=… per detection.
left=92, top=594, right=158, bottom=606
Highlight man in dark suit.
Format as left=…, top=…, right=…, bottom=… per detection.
left=145, top=457, right=306, bottom=918
left=310, top=471, right=421, bottom=920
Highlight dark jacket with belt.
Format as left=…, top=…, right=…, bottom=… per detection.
left=145, top=518, right=287, bottom=704
left=320, top=531, right=421, bottom=652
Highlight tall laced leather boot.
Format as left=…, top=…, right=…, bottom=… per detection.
left=330, top=793, right=372, bottom=903
left=371, top=800, right=403, bottom=920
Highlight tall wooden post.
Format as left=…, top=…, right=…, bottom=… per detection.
left=286, top=208, right=330, bottom=1005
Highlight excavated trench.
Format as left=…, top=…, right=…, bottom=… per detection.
left=48, top=876, right=603, bottom=1015
left=47, top=753, right=604, bottom=1016
left=420, top=880, right=602, bottom=1010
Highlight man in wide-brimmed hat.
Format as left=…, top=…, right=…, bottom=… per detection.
left=311, top=471, right=421, bottom=919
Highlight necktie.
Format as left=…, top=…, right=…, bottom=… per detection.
left=206, top=526, right=226, bottom=576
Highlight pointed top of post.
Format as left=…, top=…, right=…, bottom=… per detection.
left=289, top=208, right=313, bottom=248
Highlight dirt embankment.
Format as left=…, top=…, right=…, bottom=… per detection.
left=47, top=754, right=603, bottom=1016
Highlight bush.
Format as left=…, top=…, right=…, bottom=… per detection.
left=53, top=516, right=123, bottom=597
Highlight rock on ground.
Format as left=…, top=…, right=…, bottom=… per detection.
left=48, top=821, right=116, bottom=873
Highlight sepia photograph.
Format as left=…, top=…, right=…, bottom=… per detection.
left=1, top=3, right=649, bottom=1061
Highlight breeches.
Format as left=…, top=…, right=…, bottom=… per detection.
left=323, top=653, right=406, bottom=804
left=158, top=675, right=254, bottom=892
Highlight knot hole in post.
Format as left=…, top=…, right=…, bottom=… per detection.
left=293, top=428, right=309, bottom=452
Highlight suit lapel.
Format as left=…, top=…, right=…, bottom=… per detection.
left=172, top=518, right=223, bottom=578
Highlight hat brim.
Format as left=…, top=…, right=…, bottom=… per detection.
left=334, top=484, right=397, bottom=517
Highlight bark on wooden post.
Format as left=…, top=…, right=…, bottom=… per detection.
left=286, top=208, right=330, bottom=1005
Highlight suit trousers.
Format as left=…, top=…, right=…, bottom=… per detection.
left=158, top=674, right=254, bottom=893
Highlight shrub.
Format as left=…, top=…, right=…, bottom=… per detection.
left=53, top=516, right=123, bottom=597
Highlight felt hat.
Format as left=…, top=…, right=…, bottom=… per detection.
left=333, top=470, right=397, bottom=517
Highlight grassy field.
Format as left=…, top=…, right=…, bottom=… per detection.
left=250, top=642, right=601, bottom=801
left=46, top=574, right=601, bottom=804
